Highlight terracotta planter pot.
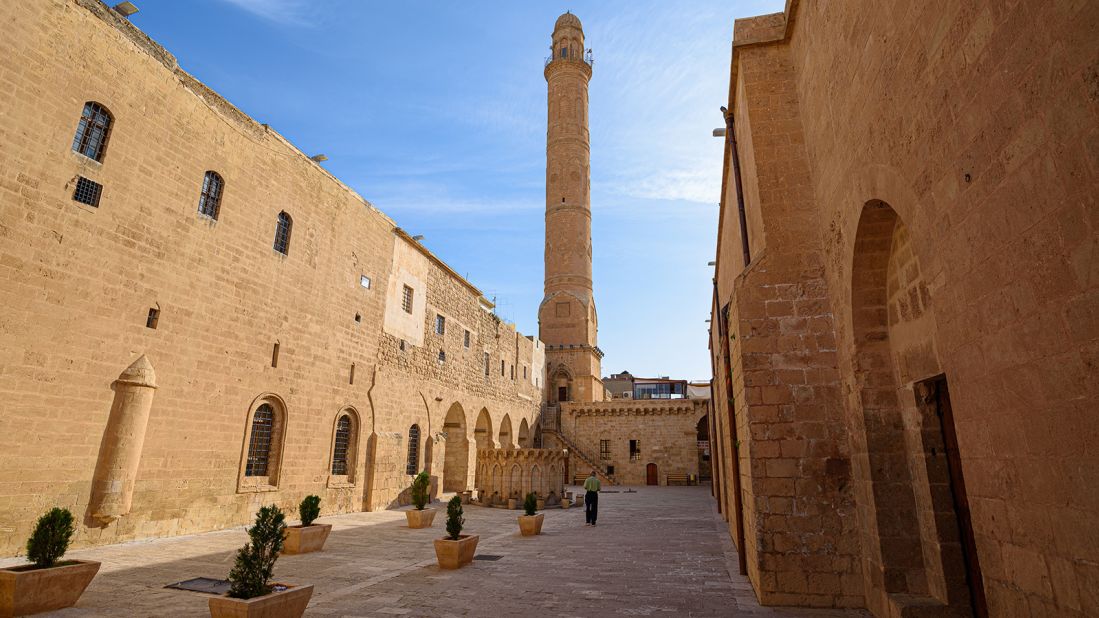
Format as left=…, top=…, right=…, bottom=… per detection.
left=507, top=498, right=518, bottom=510
left=561, top=499, right=571, bottom=509
left=575, top=494, right=585, bottom=507
left=405, top=508, right=436, bottom=529
left=536, top=499, right=545, bottom=510
left=0, top=560, right=100, bottom=617
left=433, top=534, right=479, bottom=569
left=208, top=583, right=313, bottom=618
left=282, top=523, right=331, bottom=555
left=518, top=513, right=544, bottom=536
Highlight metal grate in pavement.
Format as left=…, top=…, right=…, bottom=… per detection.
left=165, top=577, right=231, bottom=595
left=473, top=554, right=504, bottom=561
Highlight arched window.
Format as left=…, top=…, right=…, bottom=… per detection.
left=406, top=424, right=420, bottom=475
left=245, top=403, right=275, bottom=476
left=331, top=414, right=352, bottom=475
left=198, top=171, right=224, bottom=220
left=72, top=102, right=113, bottom=162
left=273, top=211, right=292, bottom=255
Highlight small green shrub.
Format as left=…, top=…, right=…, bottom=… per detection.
left=26, top=507, right=74, bottom=568
left=523, top=492, right=537, bottom=516
left=228, top=505, right=286, bottom=599
left=410, top=471, right=430, bottom=510
left=299, top=495, right=321, bottom=527
left=445, top=496, right=464, bottom=540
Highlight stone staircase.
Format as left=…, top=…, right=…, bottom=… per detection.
left=543, top=427, right=616, bottom=486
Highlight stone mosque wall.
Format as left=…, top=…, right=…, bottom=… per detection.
left=709, top=1, right=1099, bottom=615
left=0, top=0, right=540, bottom=556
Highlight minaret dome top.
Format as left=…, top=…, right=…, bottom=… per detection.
left=554, top=12, right=583, bottom=32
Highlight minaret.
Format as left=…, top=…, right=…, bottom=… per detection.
left=540, top=12, right=603, bottom=404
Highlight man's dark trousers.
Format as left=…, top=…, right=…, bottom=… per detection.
left=585, top=491, right=598, bottom=524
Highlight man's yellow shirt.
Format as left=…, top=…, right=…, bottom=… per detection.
left=583, top=476, right=601, bottom=492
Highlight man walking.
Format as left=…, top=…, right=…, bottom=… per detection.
left=583, top=469, right=600, bottom=525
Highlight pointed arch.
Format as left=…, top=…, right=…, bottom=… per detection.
left=498, top=413, right=514, bottom=448
left=442, top=402, right=469, bottom=492
left=518, top=418, right=530, bottom=448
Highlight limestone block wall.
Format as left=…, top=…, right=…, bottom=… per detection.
left=0, top=0, right=540, bottom=556
left=559, top=400, right=708, bottom=486
left=474, top=448, right=566, bottom=504
left=712, top=1, right=1099, bottom=616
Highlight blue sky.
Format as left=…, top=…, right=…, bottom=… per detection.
left=131, top=0, right=782, bottom=381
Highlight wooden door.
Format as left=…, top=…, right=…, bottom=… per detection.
left=933, top=377, right=988, bottom=618
left=646, top=463, right=658, bottom=485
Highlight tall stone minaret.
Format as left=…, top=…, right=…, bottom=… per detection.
left=540, top=12, right=603, bottom=404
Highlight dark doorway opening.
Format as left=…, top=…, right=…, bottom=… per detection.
left=557, top=386, right=568, bottom=402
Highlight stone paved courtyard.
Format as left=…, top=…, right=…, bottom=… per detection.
left=1, top=487, right=864, bottom=617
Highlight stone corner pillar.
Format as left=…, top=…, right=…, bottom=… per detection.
left=88, top=354, right=158, bottom=526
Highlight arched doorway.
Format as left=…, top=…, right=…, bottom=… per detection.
left=442, top=403, right=469, bottom=492
left=473, top=408, right=493, bottom=491
left=849, top=200, right=984, bottom=615
left=696, top=414, right=711, bottom=481
left=646, top=463, right=658, bottom=486
left=498, top=413, right=514, bottom=448
left=518, top=418, right=530, bottom=447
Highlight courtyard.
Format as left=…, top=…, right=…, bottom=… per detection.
left=0, top=487, right=862, bottom=617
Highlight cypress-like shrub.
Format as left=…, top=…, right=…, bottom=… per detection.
left=445, top=496, right=464, bottom=540
left=299, top=495, right=321, bottom=527
left=227, top=505, right=286, bottom=599
left=410, top=471, right=430, bottom=510
left=523, top=492, right=537, bottom=517
left=26, top=507, right=74, bottom=569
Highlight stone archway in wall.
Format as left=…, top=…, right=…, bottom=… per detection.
left=849, top=200, right=985, bottom=615
left=442, top=403, right=469, bottom=493
left=551, top=365, right=573, bottom=404
left=518, top=418, right=530, bottom=447
left=473, top=408, right=493, bottom=490
left=498, top=413, right=514, bottom=448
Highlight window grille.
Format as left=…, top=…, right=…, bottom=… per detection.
left=331, top=415, right=352, bottom=475
left=438, top=349, right=446, bottom=363
left=435, top=315, right=445, bottom=335
left=406, top=424, right=420, bottom=475
left=246, top=404, right=275, bottom=476
left=630, top=439, right=641, bottom=461
left=72, top=102, right=112, bottom=161
left=273, top=212, right=292, bottom=254
left=198, top=171, right=224, bottom=220
left=484, top=352, right=490, bottom=376
left=402, top=285, right=414, bottom=313
left=464, top=330, right=470, bottom=348
left=600, top=439, right=610, bottom=460
left=73, top=176, right=102, bottom=207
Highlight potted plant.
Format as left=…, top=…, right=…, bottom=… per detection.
left=517, top=492, right=544, bottom=536
left=405, top=472, right=436, bottom=528
left=209, top=505, right=313, bottom=618
left=282, top=495, right=331, bottom=555
left=561, top=496, right=571, bottom=509
left=0, top=508, right=100, bottom=617
left=433, top=496, right=479, bottom=569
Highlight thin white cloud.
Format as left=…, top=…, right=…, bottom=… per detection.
left=216, top=0, right=312, bottom=26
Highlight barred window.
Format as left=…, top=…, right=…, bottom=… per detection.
left=438, top=349, right=446, bottom=363
left=463, top=330, right=470, bottom=348
left=402, top=285, right=414, bottom=314
left=406, top=424, right=420, bottom=475
left=600, top=439, right=610, bottom=460
left=72, top=176, right=102, bottom=207
left=245, top=404, right=275, bottom=476
left=435, top=314, right=445, bottom=335
left=484, top=352, right=490, bottom=376
left=331, top=415, right=352, bottom=475
left=629, top=439, right=641, bottom=461
left=273, top=212, right=292, bottom=254
left=198, top=171, right=224, bottom=220
left=72, top=102, right=112, bottom=162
